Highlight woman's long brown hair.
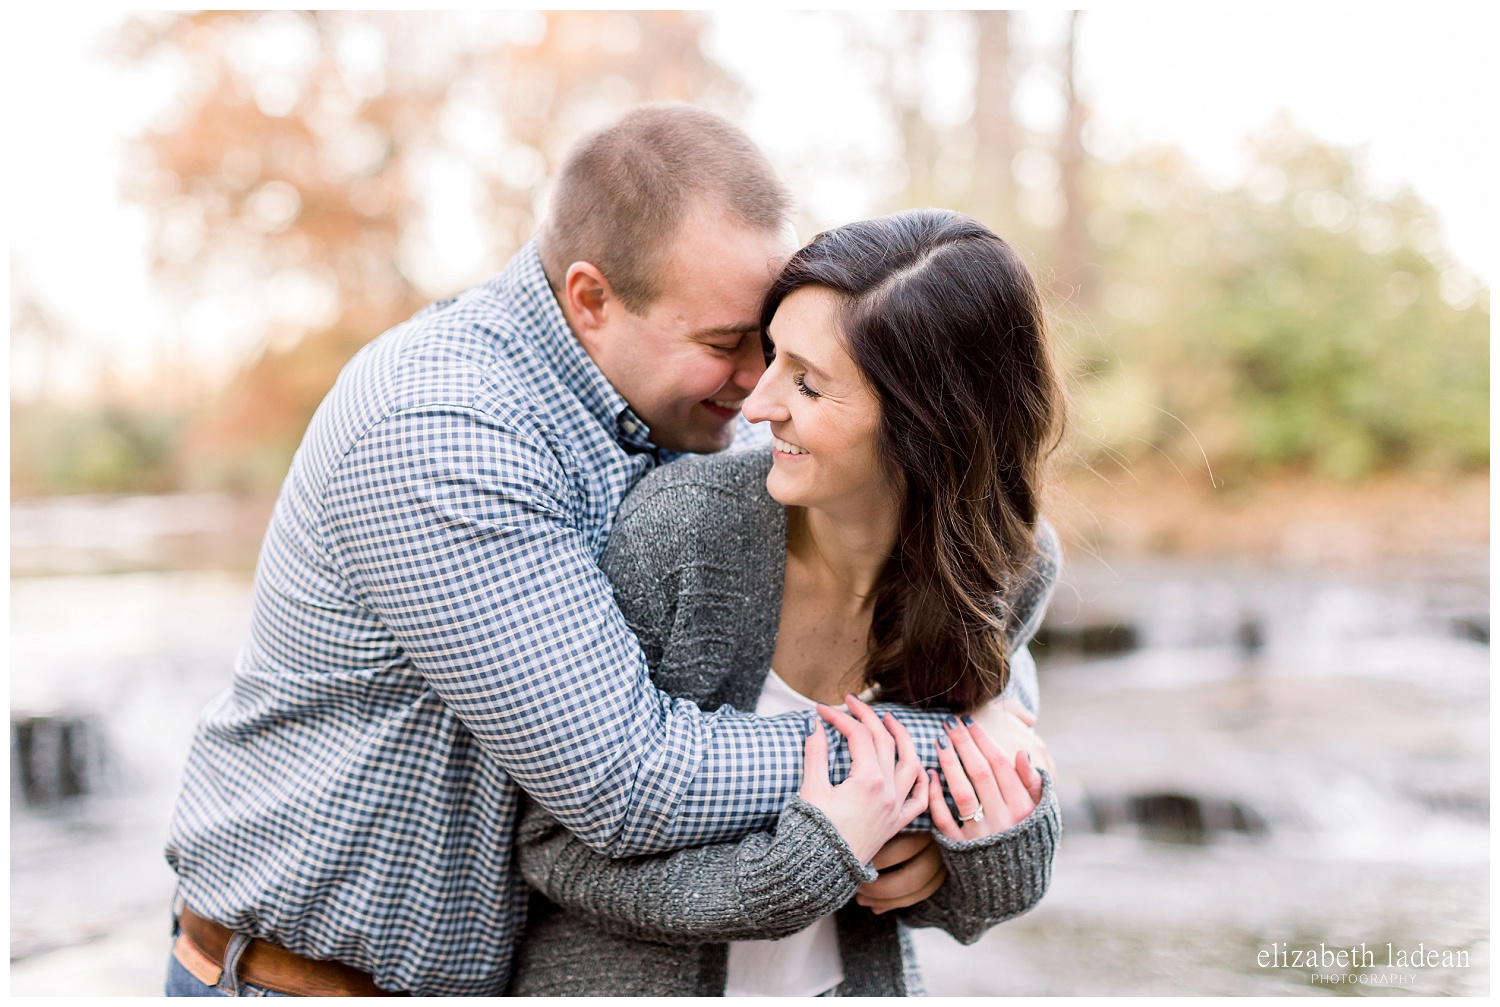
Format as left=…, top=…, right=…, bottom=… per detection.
left=761, top=209, right=1066, bottom=711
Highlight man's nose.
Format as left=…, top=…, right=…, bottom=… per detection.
left=729, top=333, right=767, bottom=392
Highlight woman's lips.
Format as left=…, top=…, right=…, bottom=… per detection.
left=772, top=435, right=808, bottom=456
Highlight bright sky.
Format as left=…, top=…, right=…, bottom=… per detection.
left=7, top=9, right=1491, bottom=398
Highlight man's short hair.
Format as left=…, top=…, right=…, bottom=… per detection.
left=538, top=103, right=792, bottom=312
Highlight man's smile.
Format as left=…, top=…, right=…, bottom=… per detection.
left=702, top=396, right=747, bottom=419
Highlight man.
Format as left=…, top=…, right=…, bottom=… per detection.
left=163, top=104, right=969, bottom=997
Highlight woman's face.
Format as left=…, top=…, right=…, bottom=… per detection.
left=743, top=286, right=893, bottom=520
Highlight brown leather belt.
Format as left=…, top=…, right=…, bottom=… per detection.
left=174, top=904, right=408, bottom=997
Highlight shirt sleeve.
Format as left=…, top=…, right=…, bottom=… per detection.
left=320, top=405, right=850, bottom=856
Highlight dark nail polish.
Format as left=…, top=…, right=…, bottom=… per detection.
left=961, top=714, right=975, bottom=727
left=806, top=718, right=817, bottom=737
left=936, top=736, right=948, bottom=750
left=944, top=715, right=959, bottom=729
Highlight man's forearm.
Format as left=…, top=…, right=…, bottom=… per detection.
left=328, top=408, right=925, bottom=858
left=650, top=704, right=955, bottom=852
left=518, top=796, right=874, bottom=943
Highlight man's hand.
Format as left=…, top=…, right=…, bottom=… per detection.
left=969, top=698, right=1055, bottom=777
left=855, top=833, right=946, bottom=914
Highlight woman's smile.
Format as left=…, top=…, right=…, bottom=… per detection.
left=743, top=286, right=891, bottom=523
left=771, top=434, right=809, bottom=456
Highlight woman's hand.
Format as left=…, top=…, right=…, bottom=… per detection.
left=800, top=694, right=928, bottom=864
left=929, top=715, right=1043, bottom=842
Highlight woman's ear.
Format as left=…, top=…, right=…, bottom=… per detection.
left=562, top=261, right=615, bottom=353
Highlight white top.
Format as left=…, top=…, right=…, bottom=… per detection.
left=723, top=669, right=855, bottom=998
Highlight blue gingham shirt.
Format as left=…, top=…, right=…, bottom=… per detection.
left=164, top=241, right=982, bottom=996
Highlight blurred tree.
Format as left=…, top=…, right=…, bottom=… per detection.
left=11, top=405, right=180, bottom=496
left=11, top=266, right=184, bottom=497
left=85, top=11, right=1487, bottom=498
left=858, top=11, right=1027, bottom=237
left=971, top=12, right=1020, bottom=237
left=855, top=15, right=1485, bottom=482
left=1054, top=11, right=1093, bottom=308
left=117, top=10, right=740, bottom=491
left=858, top=11, right=1080, bottom=296
left=1077, top=123, right=1489, bottom=480
left=10, top=266, right=74, bottom=406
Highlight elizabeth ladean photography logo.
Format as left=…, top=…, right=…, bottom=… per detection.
left=1258, top=942, right=1472, bottom=986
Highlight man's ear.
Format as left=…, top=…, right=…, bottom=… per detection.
left=562, top=262, right=616, bottom=352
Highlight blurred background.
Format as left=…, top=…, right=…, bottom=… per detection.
left=9, top=10, right=1488, bottom=996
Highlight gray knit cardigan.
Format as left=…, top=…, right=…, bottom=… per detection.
left=509, top=449, right=1062, bottom=996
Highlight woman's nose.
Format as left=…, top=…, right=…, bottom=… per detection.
left=742, top=364, right=789, bottom=424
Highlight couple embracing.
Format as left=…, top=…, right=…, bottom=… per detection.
left=164, top=103, right=1065, bottom=998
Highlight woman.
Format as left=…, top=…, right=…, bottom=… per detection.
left=510, top=209, right=1067, bottom=996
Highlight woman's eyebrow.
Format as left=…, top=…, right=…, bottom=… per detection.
left=784, top=351, right=832, bottom=382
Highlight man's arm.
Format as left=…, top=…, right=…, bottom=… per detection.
left=516, top=794, right=872, bottom=945
left=323, top=405, right=952, bottom=857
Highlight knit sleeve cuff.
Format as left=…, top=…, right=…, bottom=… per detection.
left=932, top=769, right=1062, bottom=924
left=735, top=796, right=877, bottom=924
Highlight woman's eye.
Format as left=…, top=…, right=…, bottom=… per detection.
left=793, top=373, right=821, bottom=399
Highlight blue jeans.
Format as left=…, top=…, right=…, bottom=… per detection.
left=165, top=929, right=291, bottom=997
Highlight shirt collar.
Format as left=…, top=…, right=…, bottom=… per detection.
left=494, top=237, right=658, bottom=454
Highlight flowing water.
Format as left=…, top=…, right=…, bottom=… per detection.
left=9, top=495, right=1489, bottom=995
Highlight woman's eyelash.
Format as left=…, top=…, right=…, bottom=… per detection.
left=793, top=373, right=821, bottom=399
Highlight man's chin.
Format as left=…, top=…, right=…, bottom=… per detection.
left=657, top=421, right=737, bottom=456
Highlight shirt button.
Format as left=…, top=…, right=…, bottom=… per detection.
left=621, top=419, right=638, bottom=435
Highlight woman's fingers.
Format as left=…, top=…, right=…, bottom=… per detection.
left=963, top=716, right=1012, bottom=772
left=884, top=711, right=917, bottom=765
left=934, top=731, right=983, bottom=835
left=944, top=717, right=1008, bottom=829
left=928, top=770, right=965, bottom=841
left=989, top=746, right=1036, bottom=825
left=846, top=693, right=896, bottom=768
left=799, top=717, right=829, bottom=801
left=884, top=712, right=923, bottom=795
left=817, top=703, right=876, bottom=770
left=1016, top=750, right=1043, bottom=805
left=897, top=767, right=929, bottom=827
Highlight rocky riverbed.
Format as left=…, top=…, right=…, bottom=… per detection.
left=10, top=524, right=1488, bottom=995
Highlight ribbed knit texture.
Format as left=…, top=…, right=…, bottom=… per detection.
left=516, top=796, right=876, bottom=949
left=901, top=771, right=1063, bottom=943
left=509, top=449, right=1061, bottom=996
